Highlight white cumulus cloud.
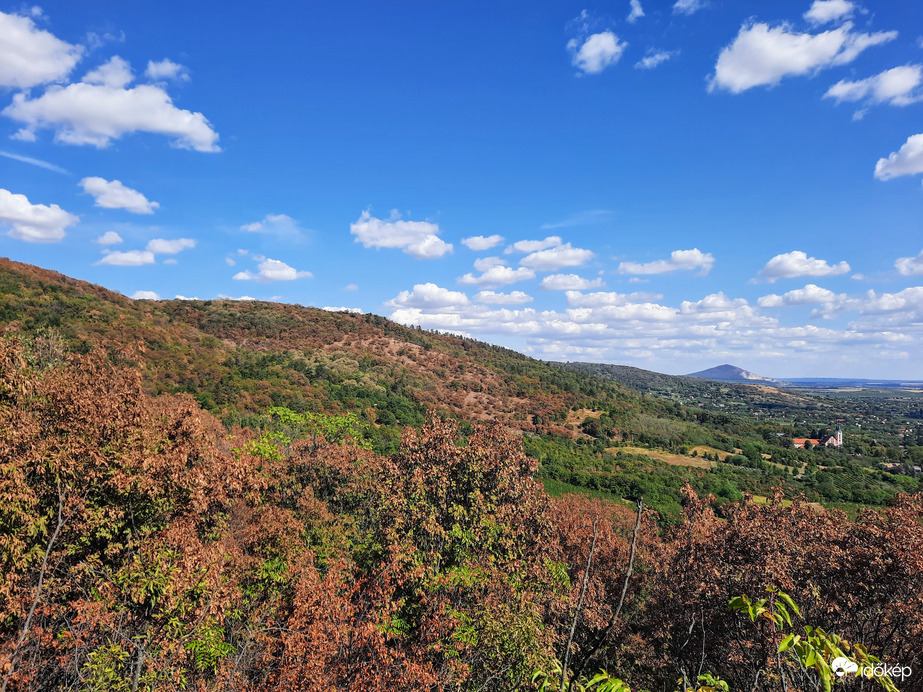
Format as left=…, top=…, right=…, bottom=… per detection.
left=758, top=283, right=843, bottom=307
left=895, top=250, right=923, bottom=276
left=97, top=249, right=155, bottom=266
left=458, top=265, right=536, bottom=287
left=146, top=238, right=195, bottom=254
left=804, top=0, right=855, bottom=25
left=233, top=258, right=312, bottom=282
left=350, top=210, right=453, bottom=259
left=474, top=290, right=533, bottom=305
left=83, top=56, right=133, bottom=88
left=825, top=65, right=923, bottom=108
left=874, top=133, right=923, bottom=181
left=0, top=10, right=83, bottom=89
left=94, top=231, right=123, bottom=245
left=540, top=273, right=606, bottom=290
left=461, top=234, right=504, bottom=251
left=759, top=250, right=851, bottom=282
left=4, top=79, right=220, bottom=151
left=520, top=242, right=594, bottom=271
left=80, top=176, right=159, bottom=214
left=131, top=290, right=160, bottom=300
left=386, top=283, right=470, bottom=309
left=709, top=21, right=897, bottom=94
left=505, top=236, right=562, bottom=254
left=568, top=32, right=626, bottom=75
left=145, top=59, right=189, bottom=81
left=0, top=188, right=78, bottom=242
left=618, top=248, right=715, bottom=276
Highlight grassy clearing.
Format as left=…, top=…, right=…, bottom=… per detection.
left=614, top=445, right=715, bottom=469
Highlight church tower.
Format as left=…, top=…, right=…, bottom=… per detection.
left=835, top=422, right=843, bottom=448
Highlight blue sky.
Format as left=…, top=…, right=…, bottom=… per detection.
left=1, top=0, right=922, bottom=378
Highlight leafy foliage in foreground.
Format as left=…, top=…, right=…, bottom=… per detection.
left=3, top=339, right=923, bottom=691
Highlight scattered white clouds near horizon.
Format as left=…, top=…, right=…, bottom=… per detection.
left=540, top=273, right=606, bottom=290
left=0, top=188, right=79, bottom=242
left=895, top=250, right=923, bottom=276
left=350, top=210, right=453, bottom=259
left=618, top=248, right=715, bottom=276
left=759, top=250, right=851, bottom=282
left=568, top=31, right=626, bottom=75
left=0, top=10, right=83, bottom=89
left=131, top=290, right=160, bottom=300
left=804, top=0, right=855, bottom=25
left=520, top=242, right=594, bottom=271
left=461, top=234, right=504, bottom=251
left=80, top=177, right=160, bottom=214
left=321, top=306, right=362, bottom=313
left=635, top=50, right=677, bottom=70
left=627, top=0, right=644, bottom=24
left=709, top=20, right=897, bottom=94
left=874, top=133, right=923, bottom=181
left=233, top=257, right=312, bottom=282
left=94, top=231, right=123, bottom=245
left=758, top=283, right=843, bottom=308
left=0, top=150, right=69, bottom=174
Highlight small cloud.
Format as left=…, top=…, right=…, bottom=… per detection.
left=225, top=256, right=236, bottom=266
left=80, top=176, right=159, bottom=214
left=145, top=58, right=189, bottom=82
left=474, top=290, right=533, bottom=304
left=540, top=273, right=606, bottom=290
left=97, top=249, right=155, bottom=266
left=218, top=294, right=256, bottom=301
left=635, top=50, right=678, bottom=70
left=146, top=237, right=195, bottom=254
left=162, top=258, right=178, bottom=265
left=233, top=257, right=312, bottom=282
left=0, top=187, right=78, bottom=242
left=461, top=234, right=504, bottom=250
left=759, top=250, right=850, bottom=282
left=321, top=306, right=362, bottom=313
left=618, top=248, right=715, bottom=276
left=895, top=249, right=923, bottom=276
left=804, top=0, right=855, bottom=25
left=506, top=236, right=562, bottom=253
left=568, top=31, right=627, bottom=75
left=94, top=231, right=123, bottom=245
left=521, top=243, right=595, bottom=271
left=627, top=0, right=644, bottom=24
left=386, top=283, right=469, bottom=309
left=131, top=290, right=160, bottom=300
left=541, top=210, right=612, bottom=230
left=673, top=0, right=706, bottom=15
left=825, top=65, right=923, bottom=109
left=709, top=20, right=897, bottom=94
left=875, top=133, right=923, bottom=181
left=458, top=265, right=536, bottom=288
left=240, top=213, right=303, bottom=239
left=344, top=283, right=359, bottom=291
left=83, top=56, right=133, bottom=88
left=350, top=209, right=452, bottom=259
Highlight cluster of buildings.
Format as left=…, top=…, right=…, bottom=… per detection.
left=792, top=424, right=843, bottom=450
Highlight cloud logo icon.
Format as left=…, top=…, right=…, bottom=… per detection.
left=832, top=657, right=859, bottom=677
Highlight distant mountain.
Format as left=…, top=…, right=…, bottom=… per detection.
left=686, top=364, right=788, bottom=385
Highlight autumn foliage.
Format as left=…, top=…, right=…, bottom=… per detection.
left=3, top=337, right=923, bottom=691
